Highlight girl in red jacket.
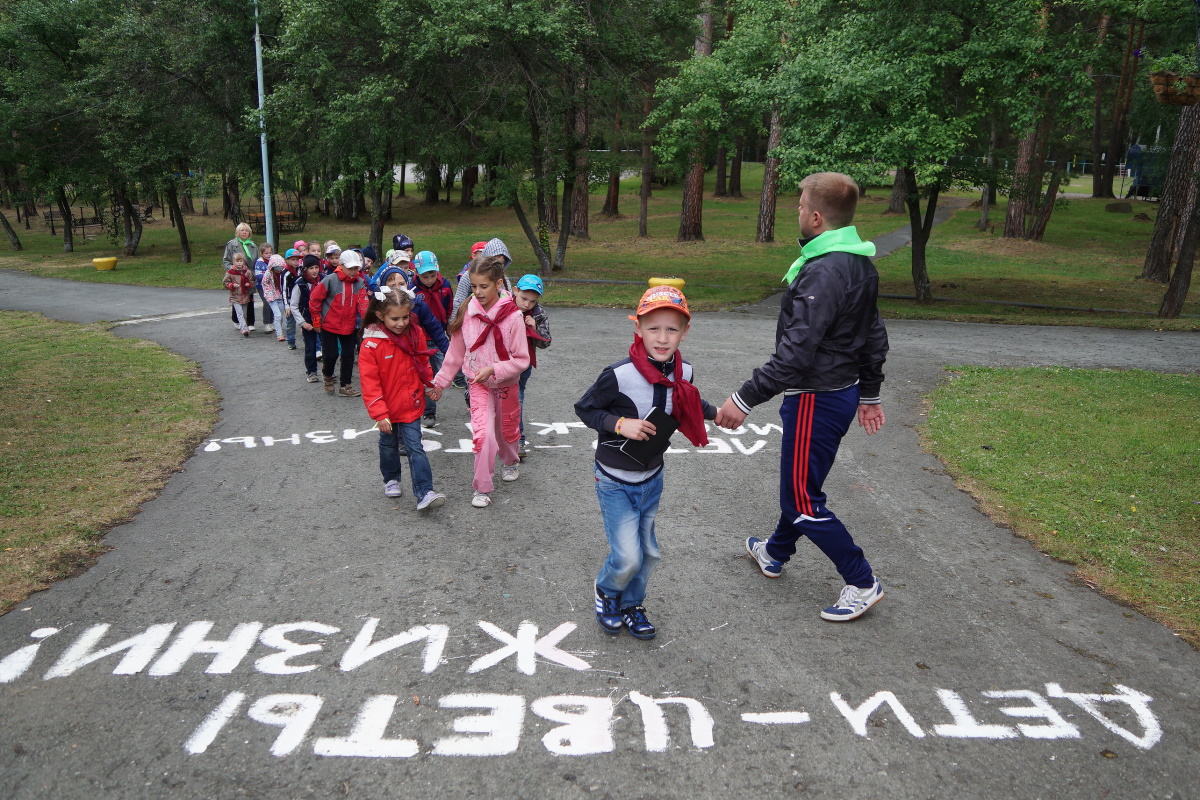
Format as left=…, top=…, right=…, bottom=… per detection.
left=358, top=286, right=446, bottom=510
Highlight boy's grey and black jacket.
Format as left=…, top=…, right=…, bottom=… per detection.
left=575, top=354, right=717, bottom=485
left=732, top=244, right=888, bottom=414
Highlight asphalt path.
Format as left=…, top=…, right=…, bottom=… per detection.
left=2, top=272, right=1199, bottom=799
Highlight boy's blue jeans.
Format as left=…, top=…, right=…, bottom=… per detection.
left=302, top=327, right=319, bottom=375
left=518, top=365, right=533, bottom=440
left=425, top=350, right=444, bottom=417
left=594, top=464, right=663, bottom=609
left=379, top=421, right=433, bottom=498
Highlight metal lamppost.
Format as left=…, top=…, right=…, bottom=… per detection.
left=253, top=0, right=275, bottom=247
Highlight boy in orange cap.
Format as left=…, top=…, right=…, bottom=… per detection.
left=574, top=285, right=717, bottom=640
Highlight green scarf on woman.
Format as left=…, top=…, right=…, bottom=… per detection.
left=239, top=237, right=255, bottom=261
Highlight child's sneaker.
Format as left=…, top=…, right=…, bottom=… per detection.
left=746, top=536, right=783, bottom=578
left=288, top=342, right=297, bottom=350
left=594, top=586, right=623, bottom=634
left=471, top=492, right=492, bottom=508
left=277, top=336, right=286, bottom=342
left=621, top=606, right=656, bottom=640
left=383, top=480, right=402, bottom=498
left=416, top=490, right=445, bottom=511
left=306, top=373, right=319, bottom=383
left=338, top=384, right=361, bottom=397
left=422, top=412, right=438, bottom=428
left=316, top=350, right=323, bottom=361
left=323, top=375, right=335, bottom=394
left=820, top=578, right=884, bottom=622
left=517, top=438, right=528, bottom=458
left=502, top=464, right=519, bottom=482
left=247, top=325, right=255, bottom=332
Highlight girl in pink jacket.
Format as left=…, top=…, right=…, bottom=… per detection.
left=431, top=256, right=530, bottom=508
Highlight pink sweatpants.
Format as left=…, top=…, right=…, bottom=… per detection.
left=469, top=382, right=522, bottom=493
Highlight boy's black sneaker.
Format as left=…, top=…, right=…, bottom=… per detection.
left=422, top=413, right=438, bottom=428
left=594, top=586, right=622, bottom=634
left=621, top=606, right=656, bottom=640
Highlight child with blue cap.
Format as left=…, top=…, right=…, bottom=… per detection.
left=413, top=251, right=454, bottom=426
left=512, top=274, right=551, bottom=458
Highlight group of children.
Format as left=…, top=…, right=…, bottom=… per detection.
left=222, top=233, right=554, bottom=512
left=222, top=170, right=888, bottom=644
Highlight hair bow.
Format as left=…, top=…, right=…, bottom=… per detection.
left=374, top=285, right=415, bottom=302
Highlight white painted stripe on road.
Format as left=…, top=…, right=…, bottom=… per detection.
left=741, top=711, right=811, bottom=725
left=113, top=308, right=227, bottom=326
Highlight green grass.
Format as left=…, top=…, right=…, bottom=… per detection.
left=0, top=312, right=219, bottom=613
left=878, top=196, right=1198, bottom=329
left=4, top=168, right=1195, bottom=326
left=923, top=366, right=1200, bottom=646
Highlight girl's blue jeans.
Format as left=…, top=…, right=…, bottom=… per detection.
left=379, top=421, right=433, bottom=497
left=594, top=464, right=663, bottom=609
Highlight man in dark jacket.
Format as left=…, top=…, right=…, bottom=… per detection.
left=715, top=171, right=888, bottom=623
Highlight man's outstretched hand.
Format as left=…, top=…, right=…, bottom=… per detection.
left=715, top=397, right=747, bottom=430
left=857, top=403, right=885, bottom=435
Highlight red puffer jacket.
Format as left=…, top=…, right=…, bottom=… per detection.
left=358, top=322, right=434, bottom=424
left=310, top=267, right=368, bottom=335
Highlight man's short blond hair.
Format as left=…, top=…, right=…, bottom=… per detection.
left=799, top=172, right=859, bottom=228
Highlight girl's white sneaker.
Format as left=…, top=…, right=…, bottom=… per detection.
left=471, top=492, right=492, bottom=508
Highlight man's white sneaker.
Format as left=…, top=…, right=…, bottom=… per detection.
left=383, top=480, right=402, bottom=498
left=820, top=578, right=884, bottom=622
left=471, top=492, right=492, bottom=508
left=501, top=464, right=519, bottom=482
left=416, top=491, right=445, bottom=511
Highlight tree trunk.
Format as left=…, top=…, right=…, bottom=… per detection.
left=398, top=156, right=406, bottom=197
left=677, top=2, right=712, bottom=243
left=714, top=145, right=728, bottom=197
left=639, top=95, right=653, bottom=238
left=423, top=158, right=441, bottom=205
left=163, top=180, right=190, bottom=263
left=444, top=168, right=454, bottom=203
left=1159, top=195, right=1199, bottom=318
left=1005, top=123, right=1042, bottom=238
left=1100, top=22, right=1141, bottom=198
left=601, top=169, right=620, bottom=216
left=755, top=108, right=782, bottom=243
left=570, top=96, right=590, bottom=239
left=368, top=174, right=385, bottom=254
left=55, top=187, right=73, bottom=253
left=0, top=209, right=21, bottom=250
left=887, top=168, right=907, bottom=214
left=1026, top=156, right=1065, bottom=241
left=903, top=166, right=936, bottom=303
left=729, top=133, right=744, bottom=197
left=460, top=164, right=477, bottom=208
left=512, top=195, right=553, bottom=274
left=226, top=174, right=241, bottom=222
left=1089, top=13, right=1111, bottom=198
left=1143, top=102, right=1200, bottom=282
left=554, top=97, right=579, bottom=271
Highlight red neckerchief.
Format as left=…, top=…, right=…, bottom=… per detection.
left=229, top=266, right=252, bottom=293
left=379, top=323, right=436, bottom=385
left=628, top=337, right=708, bottom=447
left=469, top=297, right=520, bottom=360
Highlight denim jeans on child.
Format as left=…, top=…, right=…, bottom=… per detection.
left=518, top=365, right=533, bottom=439
left=284, top=313, right=296, bottom=346
left=379, top=421, right=433, bottom=497
left=266, top=299, right=286, bottom=338
left=594, top=464, right=663, bottom=609
left=425, top=350, right=444, bottom=417
left=302, top=328, right=320, bottom=375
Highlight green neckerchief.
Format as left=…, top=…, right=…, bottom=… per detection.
left=782, top=226, right=876, bottom=285
left=238, top=237, right=255, bottom=261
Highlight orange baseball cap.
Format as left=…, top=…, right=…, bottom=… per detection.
left=629, top=285, right=691, bottom=321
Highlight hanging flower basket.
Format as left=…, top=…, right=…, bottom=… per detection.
left=1149, top=71, right=1200, bottom=106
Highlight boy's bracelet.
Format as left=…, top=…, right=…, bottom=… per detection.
left=616, top=417, right=626, bottom=435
